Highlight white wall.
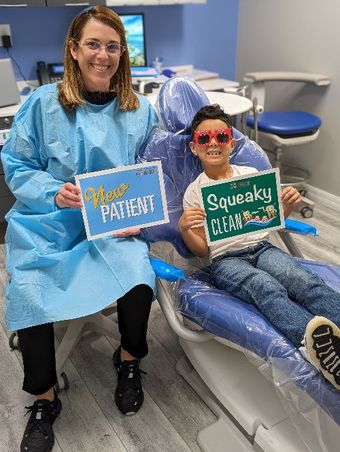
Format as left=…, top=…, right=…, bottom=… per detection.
left=237, top=0, right=340, bottom=197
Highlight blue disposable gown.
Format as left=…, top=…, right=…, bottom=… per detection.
left=1, top=83, right=158, bottom=331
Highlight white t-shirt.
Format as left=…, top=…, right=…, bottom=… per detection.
left=183, top=165, right=269, bottom=261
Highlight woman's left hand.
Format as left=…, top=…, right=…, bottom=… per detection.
left=280, top=186, right=301, bottom=217
left=113, top=227, right=141, bottom=238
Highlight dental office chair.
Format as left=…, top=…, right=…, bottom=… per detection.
left=244, top=72, right=331, bottom=218
left=138, top=77, right=340, bottom=452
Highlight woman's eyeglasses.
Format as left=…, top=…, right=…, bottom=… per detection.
left=193, top=128, right=233, bottom=147
left=77, top=39, right=126, bottom=55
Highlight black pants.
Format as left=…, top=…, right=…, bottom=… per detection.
left=17, top=284, right=153, bottom=396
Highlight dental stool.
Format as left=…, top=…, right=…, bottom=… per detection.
left=244, top=72, right=331, bottom=218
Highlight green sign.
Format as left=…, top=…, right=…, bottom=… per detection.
left=200, top=169, right=284, bottom=245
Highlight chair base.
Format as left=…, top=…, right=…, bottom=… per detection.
left=177, top=337, right=339, bottom=452
left=264, top=149, right=315, bottom=218
left=176, top=339, right=314, bottom=452
left=279, top=163, right=309, bottom=188
left=55, top=306, right=119, bottom=374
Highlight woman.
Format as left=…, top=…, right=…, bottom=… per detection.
left=1, top=6, right=158, bottom=451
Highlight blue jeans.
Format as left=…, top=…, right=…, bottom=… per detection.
left=211, top=241, right=340, bottom=347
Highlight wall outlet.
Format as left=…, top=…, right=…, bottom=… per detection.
left=0, top=24, right=12, bottom=47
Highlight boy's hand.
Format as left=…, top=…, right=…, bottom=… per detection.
left=179, top=207, right=206, bottom=232
left=280, top=186, right=301, bottom=217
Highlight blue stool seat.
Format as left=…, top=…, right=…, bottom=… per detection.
left=247, top=111, right=321, bottom=137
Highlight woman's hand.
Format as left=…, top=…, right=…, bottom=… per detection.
left=55, top=182, right=83, bottom=209
left=280, top=186, right=301, bottom=218
left=178, top=207, right=206, bottom=233
left=113, top=227, right=141, bottom=238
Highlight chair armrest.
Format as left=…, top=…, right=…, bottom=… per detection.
left=284, top=218, right=319, bottom=236
left=243, top=72, right=331, bottom=86
left=278, top=219, right=318, bottom=258
left=150, top=257, right=186, bottom=282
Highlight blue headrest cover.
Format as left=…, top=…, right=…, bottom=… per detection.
left=157, top=77, right=210, bottom=133
left=138, top=78, right=271, bottom=257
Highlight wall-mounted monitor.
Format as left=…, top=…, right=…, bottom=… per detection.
left=120, top=13, right=147, bottom=67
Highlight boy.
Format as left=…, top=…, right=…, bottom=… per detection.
left=179, top=104, right=340, bottom=390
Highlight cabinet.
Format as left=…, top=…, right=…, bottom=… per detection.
left=0, top=176, right=14, bottom=223
left=46, top=0, right=104, bottom=6
left=159, top=0, right=206, bottom=3
left=0, top=0, right=45, bottom=6
left=106, top=0, right=158, bottom=4
left=0, top=0, right=205, bottom=6
left=0, top=116, right=15, bottom=224
left=106, top=0, right=206, bottom=5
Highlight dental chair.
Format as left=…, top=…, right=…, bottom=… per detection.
left=244, top=72, right=331, bottom=218
left=138, top=77, right=340, bottom=452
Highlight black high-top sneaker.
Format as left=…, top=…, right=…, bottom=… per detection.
left=305, top=316, right=340, bottom=390
left=112, top=346, right=146, bottom=415
left=20, top=392, right=62, bottom=452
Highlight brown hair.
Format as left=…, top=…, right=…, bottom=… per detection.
left=58, top=6, right=139, bottom=111
left=191, top=104, right=233, bottom=140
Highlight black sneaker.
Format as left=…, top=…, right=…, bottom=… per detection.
left=305, top=316, right=340, bottom=390
left=112, top=347, right=146, bottom=415
left=20, top=393, right=62, bottom=452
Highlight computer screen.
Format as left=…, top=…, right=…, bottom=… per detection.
left=120, top=13, right=147, bottom=67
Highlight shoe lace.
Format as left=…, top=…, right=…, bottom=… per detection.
left=118, top=361, right=147, bottom=391
left=24, top=402, right=53, bottom=437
